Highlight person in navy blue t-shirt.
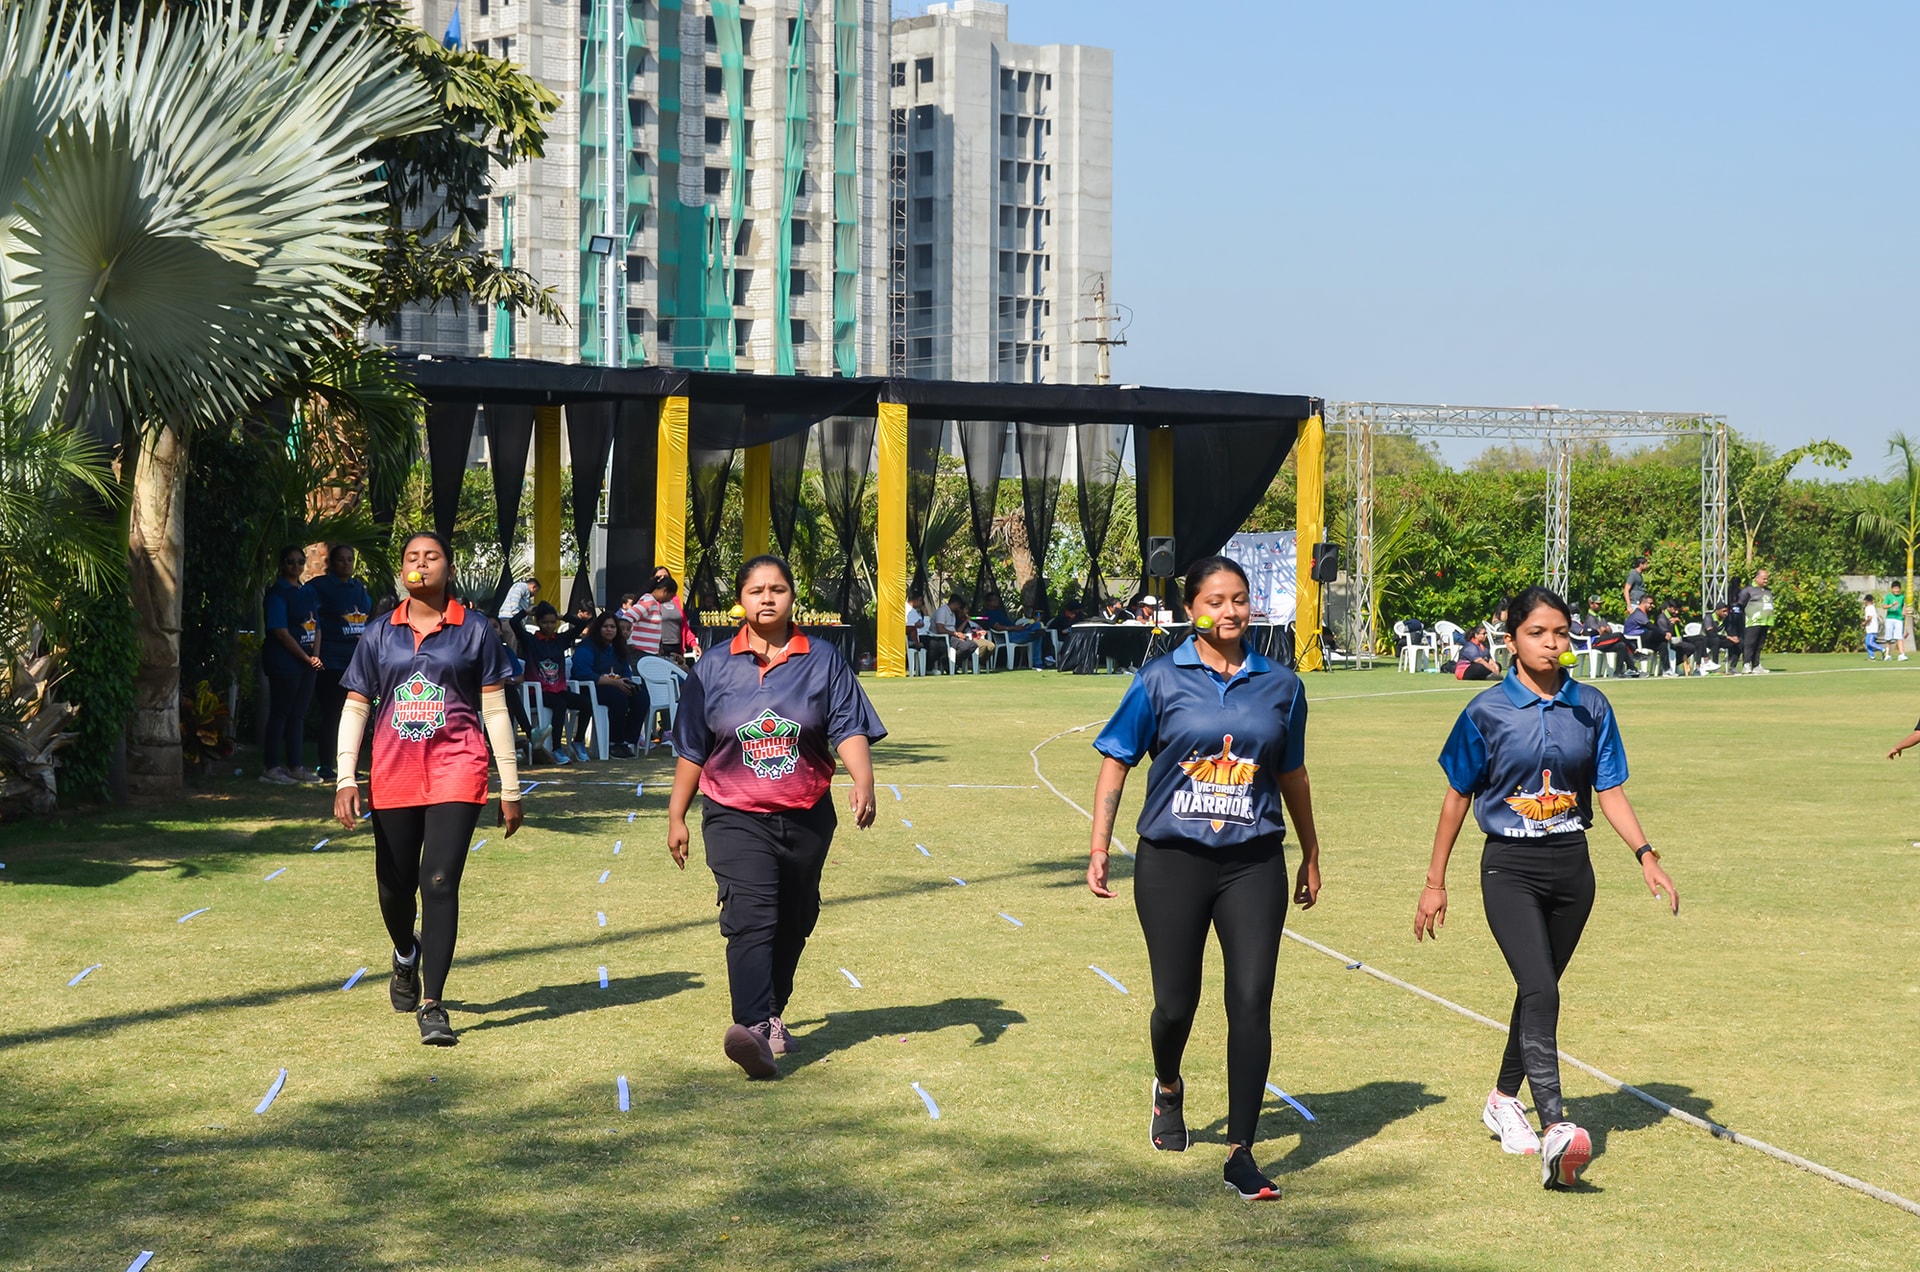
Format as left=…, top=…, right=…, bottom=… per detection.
left=668, top=555, right=887, bottom=1079
left=570, top=610, right=649, bottom=757
left=1087, top=556, right=1324, bottom=1202
left=310, top=543, right=373, bottom=783
left=1416, top=584, right=1679, bottom=1191
left=260, top=545, right=323, bottom=785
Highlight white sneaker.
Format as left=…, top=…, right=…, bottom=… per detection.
left=1541, top=1121, right=1593, bottom=1189
left=1483, top=1090, right=1540, bottom=1155
left=1901, top=654, right=1910, bottom=662
left=1700, top=660, right=1718, bottom=672
left=259, top=767, right=296, bottom=786
left=1754, top=666, right=1771, bottom=675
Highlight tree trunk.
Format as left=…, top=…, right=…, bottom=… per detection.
left=126, top=426, right=188, bottom=797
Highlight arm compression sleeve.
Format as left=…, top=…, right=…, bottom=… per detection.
left=335, top=697, right=370, bottom=791
left=482, top=689, right=522, bottom=802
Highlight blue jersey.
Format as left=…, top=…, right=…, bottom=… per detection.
left=1438, top=671, right=1629, bottom=839
left=310, top=574, right=372, bottom=672
left=673, top=627, right=887, bottom=814
left=261, top=579, right=319, bottom=676
left=1093, top=637, right=1307, bottom=848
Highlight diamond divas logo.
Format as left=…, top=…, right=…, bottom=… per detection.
left=736, top=709, right=802, bottom=779
left=389, top=673, right=449, bottom=742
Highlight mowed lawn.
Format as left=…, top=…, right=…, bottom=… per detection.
left=4, top=656, right=1920, bottom=1270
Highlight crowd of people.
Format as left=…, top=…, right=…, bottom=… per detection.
left=903, top=587, right=1190, bottom=672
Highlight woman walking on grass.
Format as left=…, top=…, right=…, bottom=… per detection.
left=1415, top=585, right=1679, bottom=1189
left=1085, top=555, right=1324, bottom=1202
left=666, top=556, right=886, bottom=1078
left=332, top=532, right=522, bottom=1047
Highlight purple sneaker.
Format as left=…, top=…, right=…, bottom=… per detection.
left=723, top=1023, right=778, bottom=1079
left=767, top=1016, right=797, bottom=1055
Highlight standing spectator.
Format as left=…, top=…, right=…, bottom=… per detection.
left=1884, top=581, right=1910, bottom=662
left=499, top=575, right=540, bottom=621
left=513, top=602, right=591, bottom=763
left=1734, top=569, right=1776, bottom=674
left=261, top=545, right=323, bottom=784
left=1456, top=626, right=1501, bottom=681
left=1652, top=600, right=1681, bottom=677
left=651, top=570, right=695, bottom=665
left=571, top=611, right=649, bottom=758
left=1865, top=595, right=1886, bottom=662
left=310, top=544, right=372, bottom=783
left=1621, top=554, right=1649, bottom=615
left=933, top=593, right=994, bottom=665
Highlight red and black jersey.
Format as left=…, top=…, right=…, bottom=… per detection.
left=342, top=597, right=513, bottom=809
left=672, top=627, right=886, bottom=814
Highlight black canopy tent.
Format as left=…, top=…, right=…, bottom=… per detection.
left=397, top=357, right=1322, bottom=676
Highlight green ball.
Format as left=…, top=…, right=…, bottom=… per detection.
left=1194, top=615, right=1215, bottom=630
left=1558, top=650, right=1579, bottom=667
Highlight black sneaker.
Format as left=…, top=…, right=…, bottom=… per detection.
left=1223, top=1146, right=1279, bottom=1201
left=417, top=1002, right=457, bottom=1046
left=1150, top=1078, right=1188, bottom=1152
left=390, top=939, right=421, bottom=1013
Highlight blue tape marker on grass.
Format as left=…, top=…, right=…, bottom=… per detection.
left=617, top=1075, right=630, bottom=1111
left=254, top=1068, right=287, bottom=1114
left=126, top=1253, right=155, bottom=1272
left=177, top=908, right=210, bottom=924
left=599, top=870, right=610, bottom=884
left=635, top=782, right=645, bottom=798
left=1088, top=965, right=1129, bottom=994
left=888, top=784, right=902, bottom=801
left=910, top=1082, right=942, bottom=1120
left=597, top=912, right=607, bottom=927
left=840, top=968, right=863, bottom=988
left=342, top=967, right=368, bottom=991
left=312, top=838, right=329, bottom=852
left=263, top=867, right=286, bottom=882
left=598, top=966, right=609, bottom=989
left=916, top=844, right=931, bottom=857
left=470, top=839, right=487, bottom=853
left=628, top=811, right=636, bottom=823
left=902, top=818, right=913, bottom=828
left=949, top=876, right=967, bottom=887
left=1265, top=1083, right=1316, bottom=1121
left=520, top=781, right=542, bottom=794
left=68, top=963, right=102, bottom=986
left=613, top=840, right=622, bottom=854
left=998, top=912, right=1024, bottom=927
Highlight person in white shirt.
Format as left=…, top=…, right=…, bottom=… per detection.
left=933, top=594, right=994, bottom=663
left=906, top=590, right=931, bottom=662
left=1866, top=597, right=1887, bottom=661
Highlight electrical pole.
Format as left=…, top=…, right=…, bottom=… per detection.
left=1078, top=274, right=1127, bottom=385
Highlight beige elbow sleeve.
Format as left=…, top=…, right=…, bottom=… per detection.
left=482, top=691, right=522, bottom=801
left=336, top=697, right=370, bottom=791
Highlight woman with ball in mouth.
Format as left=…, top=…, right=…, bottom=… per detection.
left=1415, top=585, right=1678, bottom=1189
left=666, top=555, right=886, bottom=1078
left=333, top=531, right=522, bottom=1046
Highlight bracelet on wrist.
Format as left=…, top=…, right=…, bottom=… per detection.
left=1090, top=845, right=1110, bottom=857
left=1635, top=844, right=1660, bottom=863
left=1423, top=883, right=1446, bottom=891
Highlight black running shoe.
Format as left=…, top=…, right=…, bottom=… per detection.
left=1223, top=1146, right=1280, bottom=1201
left=1150, top=1078, right=1188, bottom=1152
left=417, top=1002, right=457, bottom=1046
left=390, top=938, right=421, bottom=1013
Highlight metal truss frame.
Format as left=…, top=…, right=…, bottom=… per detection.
left=1328, top=402, right=1729, bottom=658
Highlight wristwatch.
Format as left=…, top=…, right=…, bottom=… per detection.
left=1634, top=844, right=1660, bottom=863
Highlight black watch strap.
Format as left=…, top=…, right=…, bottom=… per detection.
left=1634, top=844, right=1658, bottom=862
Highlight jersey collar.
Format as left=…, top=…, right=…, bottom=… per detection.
left=1171, top=634, right=1273, bottom=677
left=729, top=624, right=812, bottom=678
left=1499, top=667, right=1579, bottom=709
left=390, top=596, right=467, bottom=649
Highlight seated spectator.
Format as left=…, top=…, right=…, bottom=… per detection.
left=491, top=614, right=554, bottom=763
left=980, top=588, right=1045, bottom=650
left=1098, top=597, right=1133, bottom=624
left=906, top=589, right=937, bottom=669
left=1135, top=596, right=1165, bottom=628
left=571, top=610, right=649, bottom=758
left=513, top=602, right=591, bottom=763
left=933, top=593, right=995, bottom=665
left=1047, top=597, right=1086, bottom=635
left=1580, top=607, right=1638, bottom=679
left=1619, top=597, right=1656, bottom=677
left=1456, top=625, right=1501, bottom=681
left=1676, top=604, right=1738, bottom=672
left=1652, top=600, right=1681, bottom=676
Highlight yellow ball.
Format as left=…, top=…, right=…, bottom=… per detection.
left=1558, top=650, right=1579, bottom=667
left=728, top=604, right=746, bottom=620
left=1193, top=615, right=1215, bottom=630
left=405, top=570, right=423, bottom=584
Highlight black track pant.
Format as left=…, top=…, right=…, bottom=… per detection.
left=1741, top=625, right=1768, bottom=669
left=1133, top=835, right=1289, bottom=1148
left=1481, top=834, right=1595, bottom=1127
left=263, top=667, right=315, bottom=771
left=371, top=802, right=484, bottom=1002
left=702, top=797, right=836, bottom=1027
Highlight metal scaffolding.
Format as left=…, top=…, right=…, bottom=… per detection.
left=1328, top=402, right=1730, bottom=657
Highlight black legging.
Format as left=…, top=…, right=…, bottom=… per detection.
left=1740, top=624, right=1768, bottom=669
left=538, top=686, right=589, bottom=744
left=702, top=797, right=836, bottom=1026
left=1133, top=835, right=1289, bottom=1148
left=1481, top=834, right=1595, bottom=1127
left=263, top=666, right=315, bottom=771
left=371, top=802, right=484, bottom=1002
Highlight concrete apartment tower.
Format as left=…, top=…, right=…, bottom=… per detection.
left=887, top=1, right=1112, bottom=384
left=389, top=0, right=890, bottom=376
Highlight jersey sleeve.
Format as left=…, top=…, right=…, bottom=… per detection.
left=341, top=630, right=379, bottom=700
left=477, top=626, right=514, bottom=687
left=263, top=588, right=289, bottom=632
left=1437, top=708, right=1489, bottom=795
left=825, top=651, right=888, bottom=749
left=1092, top=675, right=1155, bottom=766
left=1277, top=683, right=1307, bottom=774
left=1593, top=702, right=1630, bottom=790
left=670, top=664, right=714, bottom=765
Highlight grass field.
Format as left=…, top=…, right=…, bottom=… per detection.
left=5, top=656, right=1920, bottom=1270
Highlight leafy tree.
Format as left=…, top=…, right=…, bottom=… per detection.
left=1730, top=435, right=1852, bottom=569
left=1850, top=432, right=1920, bottom=606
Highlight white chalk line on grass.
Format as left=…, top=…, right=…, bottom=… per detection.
left=1030, top=721, right=1133, bottom=857
left=1309, top=662, right=1909, bottom=705
left=1030, top=720, right=1920, bottom=1221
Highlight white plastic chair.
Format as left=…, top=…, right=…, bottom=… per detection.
left=1394, top=621, right=1435, bottom=673
left=633, top=656, right=684, bottom=754
left=995, top=631, right=1036, bottom=670
left=568, top=678, right=612, bottom=760
left=517, top=681, right=550, bottom=763
left=1483, top=620, right=1512, bottom=670
left=1432, top=621, right=1466, bottom=663
left=944, top=634, right=982, bottom=674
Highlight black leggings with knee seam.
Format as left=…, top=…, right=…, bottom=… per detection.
left=1133, top=835, right=1289, bottom=1148
left=371, top=802, right=484, bottom=1002
left=1481, top=833, right=1595, bottom=1127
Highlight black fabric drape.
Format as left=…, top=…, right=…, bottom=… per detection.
left=425, top=401, right=478, bottom=543
left=483, top=404, right=536, bottom=607
left=817, top=415, right=875, bottom=617
left=604, top=399, right=660, bottom=603
left=956, top=420, right=1007, bottom=608
left=688, top=445, right=736, bottom=612
left=1074, top=423, right=1129, bottom=607
left=565, top=402, right=615, bottom=614
left=768, top=428, right=809, bottom=557
left=1014, top=422, right=1066, bottom=611
left=1133, top=420, right=1300, bottom=581
left=905, top=419, right=945, bottom=599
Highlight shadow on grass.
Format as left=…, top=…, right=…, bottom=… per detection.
left=456, top=970, right=705, bottom=1035
left=1190, top=1080, right=1446, bottom=1173
left=780, top=997, right=1027, bottom=1070
left=1565, top=1081, right=1712, bottom=1156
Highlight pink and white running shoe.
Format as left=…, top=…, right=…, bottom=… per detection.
left=1482, top=1090, right=1540, bottom=1156
left=1541, top=1121, right=1593, bottom=1189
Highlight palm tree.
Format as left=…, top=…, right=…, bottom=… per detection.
left=1851, top=432, right=1920, bottom=608
left=0, top=0, right=434, bottom=793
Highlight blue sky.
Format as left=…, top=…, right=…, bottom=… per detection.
left=1000, top=1, right=1917, bottom=473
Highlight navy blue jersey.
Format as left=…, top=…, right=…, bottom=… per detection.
left=1094, top=637, right=1307, bottom=848
left=310, top=574, right=373, bottom=672
left=261, top=579, right=319, bottom=676
left=1438, top=671, right=1628, bottom=839
left=571, top=640, right=632, bottom=681
left=673, top=627, right=887, bottom=814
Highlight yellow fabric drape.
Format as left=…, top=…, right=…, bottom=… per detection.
left=875, top=402, right=908, bottom=678
left=1146, top=426, right=1174, bottom=594
left=654, top=396, right=689, bottom=589
left=533, top=406, right=563, bottom=602
left=742, top=443, right=772, bottom=560
left=1294, top=413, right=1326, bottom=672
